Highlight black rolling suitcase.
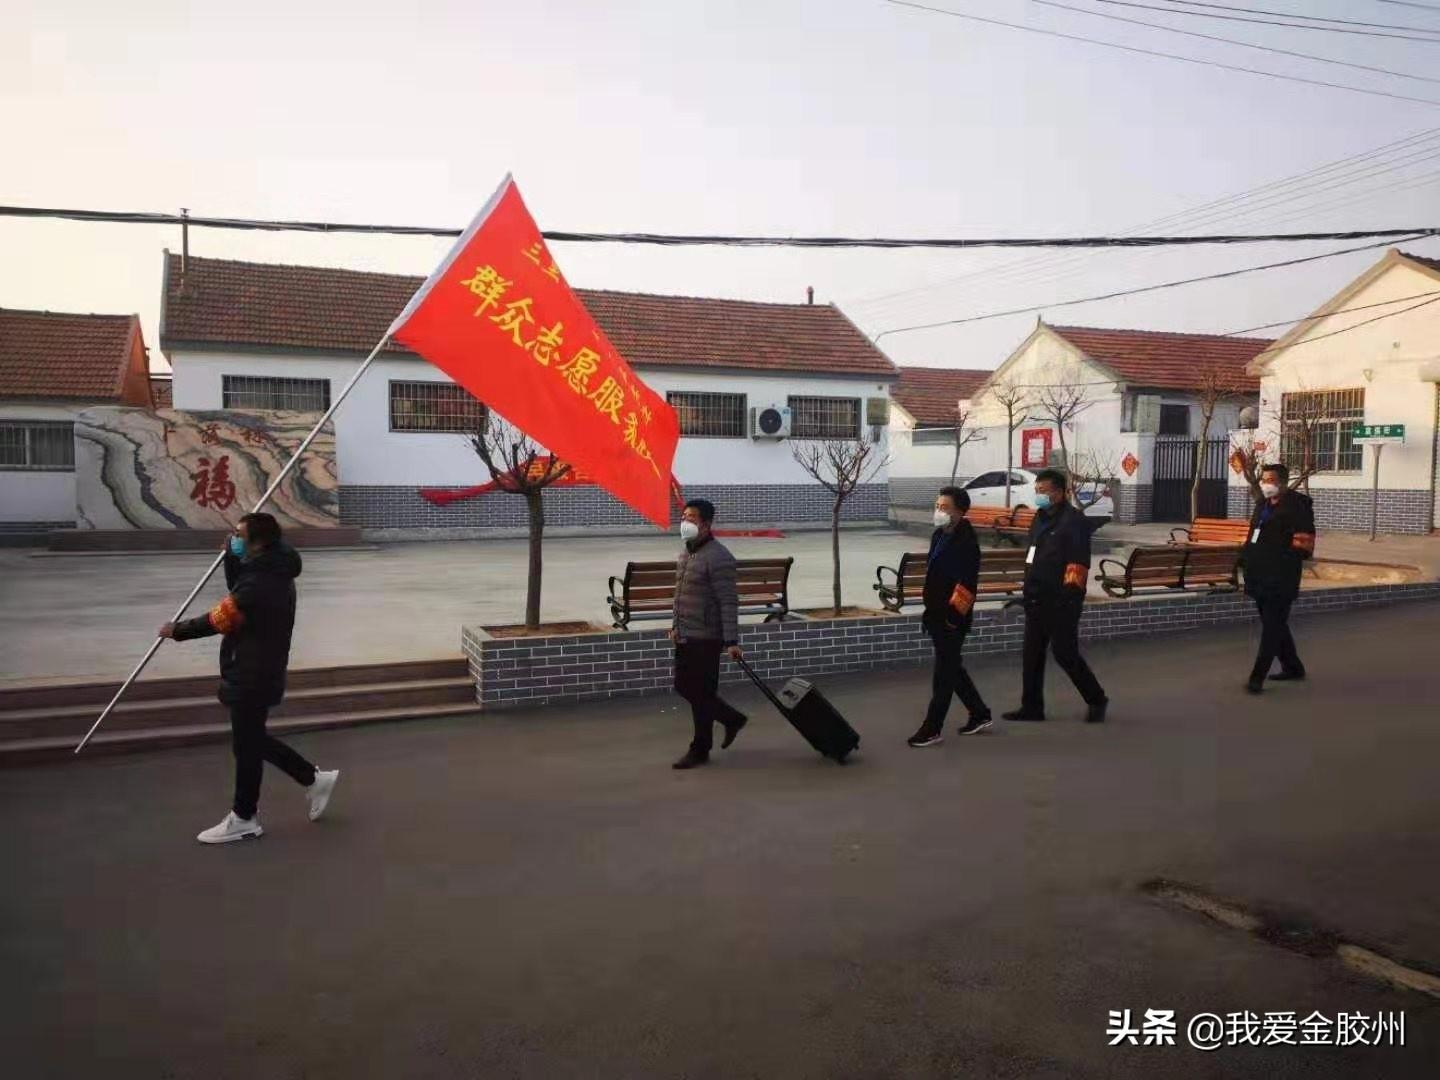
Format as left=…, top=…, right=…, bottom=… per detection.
left=736, top=658, right=860, bottom=763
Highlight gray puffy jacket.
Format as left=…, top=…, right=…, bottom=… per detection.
left=672, top=536, right=740, bottom=645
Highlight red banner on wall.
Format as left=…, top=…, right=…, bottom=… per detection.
left=389, top=176, right=680, bottom=528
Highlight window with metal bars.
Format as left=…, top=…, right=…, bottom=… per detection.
left=912, top=427, right=956, bottom=446
left=222, top=375, right=331, bottom=412
left=389, top=381, right=488, bottom=433
left=1280, top=388, right=1365, bottom=474
left=0, top=421, right=75, bottom=471
left=665, top=391, right=746, bottom=438
left=788, top=396, right=861, bottom=440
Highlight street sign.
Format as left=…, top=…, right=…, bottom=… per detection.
left=1352, top=423, right=1405, bottom=445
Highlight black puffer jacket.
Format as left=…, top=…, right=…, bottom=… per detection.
left=175, top=543, right=302, bottom=706
left=1242, top=490, right=1315, bottom=599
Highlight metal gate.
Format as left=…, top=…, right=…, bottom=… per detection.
left=1153, top=436, right=1229, bottom=523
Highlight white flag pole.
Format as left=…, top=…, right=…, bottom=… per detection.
left=74, top=334, right=392, bottom=754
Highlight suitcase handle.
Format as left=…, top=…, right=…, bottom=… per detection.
left=734, top=655, right=787, bottom=712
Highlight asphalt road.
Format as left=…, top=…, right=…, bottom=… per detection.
left=3, top=602, right=1438, bottom=1078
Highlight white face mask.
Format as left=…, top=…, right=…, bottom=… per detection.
left=1260, top=482, right=1281, bottom=499
left=933, top=509, right=952, bottom=528
left=680, top=520, right=700, bottom=541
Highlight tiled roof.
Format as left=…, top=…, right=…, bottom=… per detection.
left=892, top=366, right=992, bottom=425
left=162, top=255, right=898, bottom=379
left=1047, top=325, right=1267, bottom=393
left=1399, top=250, right=1440, bottom=275
left=150, top=376, right=173, bottom=409
left=0, top=308, right=141, bottom=401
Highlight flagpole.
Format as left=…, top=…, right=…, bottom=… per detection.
left=73, top=335, right=392, bottom=754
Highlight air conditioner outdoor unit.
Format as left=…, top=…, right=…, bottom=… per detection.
left=751, top=404, right=791, bottom=439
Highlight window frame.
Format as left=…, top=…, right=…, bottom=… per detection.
left=0, top=420, right=75, bottom=472
left=665, top=390, right=748, bottom=440
left=1280, top=388, right=1366, bottom=475
left=911, top=426, right=956, bottom=446
left=787, top=395, right=862, bottom=441
left=388, top=380, right=489, bottom=435
left=1158, top=403, right=1191, bottom=437
left=221, top=374, right=332, bottom=413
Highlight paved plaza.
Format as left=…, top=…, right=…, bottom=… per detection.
left=3, top=602, right=1437, bottom=1078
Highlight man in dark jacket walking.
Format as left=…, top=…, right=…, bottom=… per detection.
left=1004, top=469, right=1108, bottom=724
left=160, top=512, right=338, bottom=843
left=909, top=486, right=991, bottom=747
left=1241, top=463, right=1316, bottom=693
left=670, top=499, right=746, bottom=770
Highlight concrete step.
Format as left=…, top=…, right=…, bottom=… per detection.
left=0, top=658, right=470, bottom=711
left=0, top=702, right=482, bottom=766
left=0, top=677, right=476, bottom=741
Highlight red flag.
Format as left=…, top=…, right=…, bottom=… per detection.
left=389, top=176, right=680, bottom=527
left=419, top=458, right=592, bottom=506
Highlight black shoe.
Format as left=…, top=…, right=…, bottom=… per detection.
left=672, top=750, right=710, bottom=770
left=1245, top=678, right=1264, bottom=695
left=957, top=714, right=994, bottom=736
left=1002, top=708, right=1046, bottom=722
left=720, top=714, right=748, bottom=749
left=907, top=726, right=944, bottom=748
left=1269, top=669, right=1306, bottom=682
left=1086, top=700, right=1108, bottom=724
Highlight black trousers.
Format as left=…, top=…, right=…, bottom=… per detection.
left=1250, top=591, right=1303, bottom=682
left=1021, top=596, right=1107, bottom=714
left=923, top=622, right=989, bottom=732
left=230, top=701, right=316, bottom=820
left=673, top=640, right=746, bottom=754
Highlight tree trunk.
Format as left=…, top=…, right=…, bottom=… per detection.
left=1189, top=411, right=1211, bottom=522
left=1005, top=420, right=1015, bottom=508
left=831, top=500, right=843, bottom=615
left=951, top=439, right=961, bottom=484
left=525, top=489, right=544, bottom=630
left=1056, top=427, right=1074, bottom=505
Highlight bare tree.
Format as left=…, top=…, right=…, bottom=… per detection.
left=1189, top=364, right=1248, bottom=521
left=949, top=404, right=983, bottom=484
left=469, top=414, right=572, bottom=630
left=791, top=435, right=890, bottom=615
left=1271, top=388, right=1328, bottom=494
left=1231, top=429, right=1266, bottom=508
left=986, top=379, right=1032, bottom=508
left=1035, top=372, right=1095, bottom=503
left=1069, top=445, right=1121, bottom=515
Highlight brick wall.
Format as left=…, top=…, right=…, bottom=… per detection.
left=889, top=477, right=973, bottom=508
left=1113, top=484, right=1153, bottom=524
left=341, top=483, right=889, bottom=531
left=463, top=582, right=1440, bottom=710
left=1305, top=488, right=1433, bottom=535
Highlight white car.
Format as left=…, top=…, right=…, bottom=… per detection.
left=961, top=468, right=1114, bottom=519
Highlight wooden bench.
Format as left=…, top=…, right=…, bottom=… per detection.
left=1169, top=517, right=1248, bottom=547
left=964, top=505, right=1034, bottom=547
left=874, top=548, right=1030, bottom=612
left=1096, top=544, right=1241, bottom=599
left=607, top=557, right=794, bottom=630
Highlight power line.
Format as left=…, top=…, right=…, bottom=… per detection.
left=883, top=1, right=1440, bottom=110
left=872, top=232, right=1436, bottom=338
left=849, top=127, right=1440, bottom=314
left=1221, top=288, right=1440, bottom=334
left=1140, top=0, right=1440, bottom=36
left=1248, top=292, right=1440, bottom=356
left=1376, top=0, right=1440, bottom=12
left=1035, top=0, right=1440, bottom=84
left=1, top=204, right=1433, bottom=250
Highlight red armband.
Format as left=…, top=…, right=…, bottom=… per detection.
left=1290, top=532, right=1315, bottom=556
left=1062, top=563, right=1088, bottom=590
left=949, top=584, right=975, bottom=616
left=207, top=595, right=245, bottom=634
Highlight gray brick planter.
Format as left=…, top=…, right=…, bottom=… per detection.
left=462, top=582, right=1440, bottom=711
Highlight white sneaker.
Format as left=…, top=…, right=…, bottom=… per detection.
left=196, top=812, right=263, bottom=845
left=306, top=769, right=340, bottom=821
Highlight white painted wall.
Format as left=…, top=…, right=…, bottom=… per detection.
left=170, top=350, right=892, bottom=487
left=1255, top=260, right=1440, bottom=493
left=886, top=401, right=989, bottom=481
left=0, top=401, right=81, bottom=524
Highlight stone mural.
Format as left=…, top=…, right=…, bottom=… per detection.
left=74, top=408, right=339, bottom=529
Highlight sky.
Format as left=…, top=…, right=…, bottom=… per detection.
left=3, top=0, right=1439, bottom=375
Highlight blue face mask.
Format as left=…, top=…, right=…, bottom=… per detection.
left=229, top=535, right=247, bottom=558
left=1034, top=493, right=1053, bottom=511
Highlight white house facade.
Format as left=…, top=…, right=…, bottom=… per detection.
left=161, top=255, right=898, bottom=535
left=1241, top=249, right=1440, bottom=535
left=962, top=323, right=1265, bottom=523
left=0, top=309, right=154, bottom=538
